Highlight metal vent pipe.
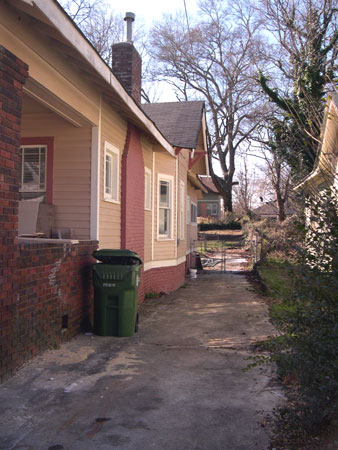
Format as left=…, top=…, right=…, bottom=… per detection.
left=124, top=12, right=135, bottom=43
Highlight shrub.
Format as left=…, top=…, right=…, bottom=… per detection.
left=198, top=220, right=241, bottom=231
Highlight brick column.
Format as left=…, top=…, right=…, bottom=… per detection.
left=0, top=46, right=28, bottom=380
left=121, top=123, right=145, bottom=301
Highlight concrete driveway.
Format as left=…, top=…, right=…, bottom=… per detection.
left=0, top=273, right=282, bottom=450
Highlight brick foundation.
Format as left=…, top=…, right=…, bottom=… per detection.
left=143, top=261, right=187, bottom=296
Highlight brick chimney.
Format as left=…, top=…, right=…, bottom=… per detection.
left=111, top=12, right=142, bottom=103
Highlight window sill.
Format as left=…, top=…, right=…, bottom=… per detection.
left=18, top=237, right=80, bottom=244
left=103, top=197, right=120, bottom=204
left=157, top=237, right=174, bottom=241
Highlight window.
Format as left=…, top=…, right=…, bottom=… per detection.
left=186, top=195, right=191, bottom=225
left=20, top=145, right=46, bottom=201
left=104, top=142, right=119, bottom=202
left=207, top=203, right=218, bottom=216
left=20, top=137, right=53, bottom=203
left=191, top=202, right=197, bottom=224
left=145, top=168, right=151, bottom=210
left=180, top=181, right=185, bottom=239
left=158, top=176, right=173, bottom=238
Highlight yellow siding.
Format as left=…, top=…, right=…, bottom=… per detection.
left=191, top=130, right=208, bottom=174
left=98, top=101, right=127, bottom=248
left=187, top=182, right=199, bottom=245
left=177, top=149, right=190, bottom=259
left=0, top=6, right=100, bottom=125
left=142, top=136, right=154, bottom=263
left=21, top=112, right=91, bottom=239
left=154, top=150, right=177, bottom=261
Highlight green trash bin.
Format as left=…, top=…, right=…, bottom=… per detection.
left=92, top=249, right=142, bottom=337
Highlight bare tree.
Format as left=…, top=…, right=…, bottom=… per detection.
left=261, top=149, right=292, bottom=222
left=149, top=0, right=268, bottom=211
left=58, top=0, right=153, bottom=102
left=257, top=0, right=338, bottom=177
left=248, top=121, right=293, bottom=221
left=233, top=157, right=258, bottom=216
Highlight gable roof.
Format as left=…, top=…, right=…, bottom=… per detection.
left=197, top=176, right=220, bottom=194
left=142, top=101, right=205, bottom=149
left=253, top=201, right=296, bottom=217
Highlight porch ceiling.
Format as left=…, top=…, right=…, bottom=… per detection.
left=23, top=79, right=94, bottom=127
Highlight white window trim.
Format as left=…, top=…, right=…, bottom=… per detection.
left=103, top=141, right=119, bottom=204
left=211, top=203, right=218, bottom=215
left=191, top=201, right=197, bottom=226
left=186, top=195, right=191, bottom=225
left=145, top=167, right=152, bottom=211
left=20, top=145, right=47, bottom=193
left=157, top=173, right=174, bottom=240
left=180, top=180, right=185, bottom=240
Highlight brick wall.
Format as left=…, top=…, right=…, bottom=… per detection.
left=0, top=46, right=27, bottom=381
left=143, top=261, right=187, bottom=296
left=1, top=240, right=97, bottom=381
left=111, top=42, right=142, bottom=102
left=121, top=123, right=145, bottom=301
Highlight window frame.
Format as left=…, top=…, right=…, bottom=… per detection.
left=20, top=137, right=54, bottom=204
left=180, top=181, right=185, bottom=240
left=103, top=142, right=119, bottom=204
left=186, top=195, right=191, bottom=225
left=191, top=201, right=197, bottom=225
left=157, top=174, right=174, bottom=240
left=145, top=167, right=152, bottom=211
left=211, top=203, right=218, bottom=216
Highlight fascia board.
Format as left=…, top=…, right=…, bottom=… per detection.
left=201, top=110, right=210, bottom=175
left=28, top=0, right=175, bottom=157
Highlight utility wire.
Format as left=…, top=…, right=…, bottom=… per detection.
left=183, top=0, right=192, bottom=41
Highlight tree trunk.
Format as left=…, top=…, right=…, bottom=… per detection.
left=276, top=192, right=286, bottom=222
left=223, top=190, right=233, bottom=213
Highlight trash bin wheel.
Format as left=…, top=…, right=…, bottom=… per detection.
left=135, top=313, right=139, bottom=333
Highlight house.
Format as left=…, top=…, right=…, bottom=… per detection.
left=0, top=0, right=208, bottom=380
left=294, top=93, right=338, bottom=270
left=252, top=201, right=296, bottom=219
left=295, top=93, right=338, bottom=195
left=197, top=176, right=224, bottom=221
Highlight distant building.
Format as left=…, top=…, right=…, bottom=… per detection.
left=197, top=176, right=224, bottom=220
left=252, top=201, right=296, bottom=219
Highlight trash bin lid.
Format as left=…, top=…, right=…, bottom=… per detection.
left=93, top=249, right=142, bottom=265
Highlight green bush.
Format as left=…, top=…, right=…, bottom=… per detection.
left=198, top=220, right=241, bottom=231
left=256, top=188, right=338, bottom=447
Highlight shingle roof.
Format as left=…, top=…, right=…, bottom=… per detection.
left=197, top=176, right=219, bottom=194
left=253, top=201, right=297, bottom=216
left=142, top=101, right=205, bottom=149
